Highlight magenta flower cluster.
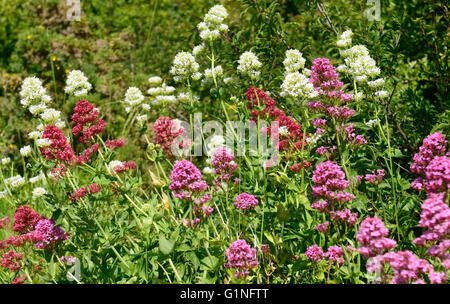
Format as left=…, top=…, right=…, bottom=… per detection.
left=211, top=147, right=238, bottom=184
left=34, top=219, right=70, bottom=250
left=225, top=239, right=259, bottom=279
left=357, top=217, right=397, bottom=258
left=305, top=245, right=344, bottom=265
left=169, top=160, right=208, bottom=200
left=365, top=169, right=385, bottom=185
left=234, top=193, right=258, bottom=211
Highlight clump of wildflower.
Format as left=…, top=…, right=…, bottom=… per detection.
left=0, top=217, right=10, bottom=229
left=357, top=217, right=397, bottom=258
left=381, top=250, right=433, bottom=284
left=40, top=125, right=75, bottom=164
left=1, top=250, right=24, bottom=271
left=326, top=246, right=344, bottom=264
left=280, top=72, right=318, bottom=100
left=5, top=175, right=26, bottom=189
left=305, top=245, right=324, bottom=262
left=71, top=99, right=106, bottom=144
left=336, top=30, right=353, bottom=48
left=211, top=147, right=237, bottom=183
left=19, top=76, right=51, bottom=110
left=283, top=49, right=306, bottom=73
left=29, top=173, right=45, bottom=184
left=147, top=82, right=176, bottom=105
left=170, top=51, right=200, bottom=83
left=234, top=193, right=258, bottom=211
left=32, top=187, right=47, bottom=200
left=225, top=239, right=259, bottom=279
left=424, top=156, right=450, bottom=193
left=34, top=218, right=69, bottom=250
left=69, top=187, right=87, bottom=202
left=20, top=145, right=32, bottom=157
left=365, top=169, right=385, bottom=185
left=105, top=139, right=125, bottom=149
left=2, top=157, right=11, bottom=165
left=13, top=205, right=42, bottom=234
left=153, top=117, right=188, bottom=157
left=88, top=183, right=101, bottom=194
left=237, top=51, right=262, bottom=79
left=197, top=5, right=228, bottom=41
left=40, top=108, right=61, bottom=124
left=315, top=222, right=330, bottom=233
left=124, top=87, right=145, bottom=108
left=312, top=161, right=355, bottom=203
left=64, top=70, right=92, bottom=96
left=169, top=160, right=207, bottom=200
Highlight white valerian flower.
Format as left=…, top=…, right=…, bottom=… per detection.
left=155, top=95, right=177, bottom=104
left=237, top=51, right=262, bottom=79
left=32, top=187, right=47, bottom=200
left=337, top=30, right=353, bottom=48
left=223, top=77, right=234, bottom=85
left=55, top=119, right=66, bottom=129
left=206, top=135, right=226, bottom=159
left=136, top=114, right=148, bottom=124
left=108, top=160, right=123, bottom=172
left=40, top=108, right=61, bottom=124
left=278, top=126, right=289, bottom=136
left=1, top=157, right=11, bottom=165
left=170, top=51, right=200, bottom=83
left=203, top=166, right=214, bottom=175
left=177, top=92, right=190, bottom=102
left=20, top=145, right=32, bottom=157
left=204, top=65, right=223, bottom=79
left=141, top=103, right=151, bottom=111
left=0, top=190, right=7, bottom=198
left=367, top=78, right=385, bottom=88
left=148, top=76, right=163, bottom=86
left=28, top=103, right=48, bottom=115
left=193, top=44, right=205, bottom=56
left=339, top=43, right=381, bottom=83
left=365, top=119, right=379, bottom=127
left=64, top=70, right=92, bottom=96
left=306, top=133, right=322, bottom=146
left=36, top=124, right=45, bottom=131
left=280, top=72, right=319, bottom=100
left=19, top=76, right=51, bottom=109
left=28, top=131, right=42, bottom=139
left=124, top=87, right=145, bottom=107
left=5, top=175, right=26, bottom=188
left=375, top=90, right=389, bottom=99
left=162, top=84, right=176, bottom=94
left=197, top=5, right=228, bottom=41
left=354, top=92, right=365, bottom=100
left=283, top=49, right=306, bottom=73
left=37, top=138, right=51, bottom=148
left=29, top=173, right=45, bottom=184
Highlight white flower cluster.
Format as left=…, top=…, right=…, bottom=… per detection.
left=136, top=114, right=148, bottom=124
left=124, top=87, right=145, bottom=110
left=336, top=30, right=353, bottom=48
left=37, top=138, right=51, bottom=148
left=197, top=5, right=228, bottom=41
left=20, top=145, right=32, bottom=157
left=1, top=157, right=11, bottom=165
left=0, top=190, right=6, bottom=198
left=170, top=51, right=201, bottom=83
left=237, top=51, right=262, bottom=79
left=32, top=187, right=47, bottom=200
left=19, top=76, right=51, bottom=110
left=40, top=108, right=61, bottom=124
left=283, top=49, right=306, bottom=73
left=147, top=78, right=176, bottom=105
left=280, top=72, right=318, bottom=100
left=193, top=44, right=205, bottom=57
left=367, top=78, right=385, bottom=88
left=306, top=133, right=323, bottom=146
left=278, top=126, right=290, bottom=136
left=5, top=175, right=26, bottom=188
left=64, top=70, right=92, bottom=96
left=29, top=173, right=45, bottom=184
left=204, top=65, right=223, bottom=79
left=28, top=131, right=43, bottom=140
left=337, top=31, right=380, bottom=83
left=365, top=119, right=379, bottom=128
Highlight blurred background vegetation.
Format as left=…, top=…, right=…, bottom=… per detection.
left=0, top=0, right=448, bottom=167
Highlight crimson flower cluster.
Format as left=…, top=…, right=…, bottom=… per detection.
left=40, top=125, right=75, bottom=164
left=154, top=117, right=188, bottom=157
left=356, top=217, right=397, bottom=258
left=72, top=99, right=106, bottom=144
left=211, top=147, right=238, bottom=184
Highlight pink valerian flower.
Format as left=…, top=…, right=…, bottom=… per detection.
left=191, top=194, right=214, bottom=221
left=12, top=274, right=27, bottom=284
left=88, top=183, right=101, bottom=194
left=413, top=192, right=450, bottom=247
left=330, top=208, right=359, bottom=226
left=316, top=145, right=336, bottom=158
left=211, top=147, right=238, bottom=183
left=71, top=99, right=106, bottom=144
left=427, top=240, right=450, bottom=270
left=308, top=101, right=327, bottom=112
left=1, top=250, right=24, bottom=271
left=357, top=217, right=397, bottom=258
left=225, top=239, right=259, bottom=278
left=381, top=250, right=433, bottom=284
left=424, top=156, right=450, bottom=193
left=305, top=245, right=324, bottom=262
left=0, top=230, right=43, bottom=250
left=13, top=205, right=42, bottom=234
left=290, top=161, right=312, bottom=173
left=411, top=132, right=448, bottom=176
left=327, top=106, right=356, bottom=121
left=365, top=169, right=385, bottom=185
left=40, top=125, right=75, bottom=164
left=326, top=246, right=344, bottom=264
left=153, top=117, right=187, bottom=157
left=60, top=256, right=77, bottom=265
left=312, top=161, right=355, bottom=203
left=169, top=160, right=206, bottom=200
left=428, top=270, right=448, bottom=284
left=69, top=187, right=87, bottom=202
left=76, top=144, right=99, bottom=164
left=113, top=161, right=137, bottom=173
left=234, top=193, right=258, bottom=211
left=0, top=216, right=10, bottom=229
left=311, top=199, right=329, bottom=212
left=315, top=221, right=330, bottom=233
left=50, top=164, right=66, bottom=181
left=105, top=139, right=125, bottom=149
left=183, top=218, right=201, bottom=228
left=34, top=219, right=69, bottom=250
left=312, top=118, right=327, bottom=128
left=338, top=123, right=367, bottom=147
